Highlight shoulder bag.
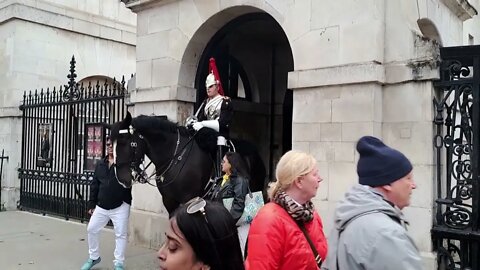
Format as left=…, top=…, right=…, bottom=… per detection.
left=223, top=186, right=264, bottom=226
left=297, top=221, right=323, bottom=268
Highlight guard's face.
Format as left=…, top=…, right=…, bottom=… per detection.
left=206, top=84, right=219, bottom=98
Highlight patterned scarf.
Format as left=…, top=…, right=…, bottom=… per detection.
left=273, top=190, right=315, bottom=223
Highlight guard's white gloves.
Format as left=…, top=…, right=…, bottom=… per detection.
left=192, top=121, right=204, bottom=131
left=185, top=116, right=197, bottom=127
left=201, top=120, right=220, bottom=132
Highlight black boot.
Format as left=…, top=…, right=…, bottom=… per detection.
left=215, top=145, right=227, bottom=178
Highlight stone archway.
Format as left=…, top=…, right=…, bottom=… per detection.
left=185, top=11, right=294, bottom=178
left=124, top=1, right=300, bottom=249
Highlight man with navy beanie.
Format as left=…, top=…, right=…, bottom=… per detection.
left=322, top=136, right=423, bottom=270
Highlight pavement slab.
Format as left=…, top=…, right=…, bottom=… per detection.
left=0, top=211, right=158, bottom=270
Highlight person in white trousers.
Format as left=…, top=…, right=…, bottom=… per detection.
left=81, top=137, right=132, bottom=270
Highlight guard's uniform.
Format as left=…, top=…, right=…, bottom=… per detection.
left=194, top=94, right=233, bottom=178
left=194, top=95, right=233, bottom=139
left=188, top=58, right=234, bottom=178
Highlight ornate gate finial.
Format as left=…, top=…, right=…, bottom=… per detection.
left=63, top=55, right=80, bottom=101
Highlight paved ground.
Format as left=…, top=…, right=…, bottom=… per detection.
left=0, top=211, right=158, bottom=270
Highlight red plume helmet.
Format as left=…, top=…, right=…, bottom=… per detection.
left=207, top=57, right=224, bottom=96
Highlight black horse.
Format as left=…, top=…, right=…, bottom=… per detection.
left=110, top=112, right=267, bottom=214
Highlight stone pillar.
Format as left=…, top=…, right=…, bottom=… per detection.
left=288, top=62, right=384, bottom=232
left=289, top=36, right=440, bottom=270
left=289, top=56, right=439, bottom=270
left=0, top=110, right=22, bottom=210
left=381, top=38, right=440, bottom=267
left=125, top=1, right=196, bottom=249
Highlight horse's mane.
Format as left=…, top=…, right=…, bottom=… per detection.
left=132, top=115, right=190, bottom=137
left=110, top=114, right=217, bottom=153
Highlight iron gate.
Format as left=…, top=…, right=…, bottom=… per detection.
left=432, top=45, right=480, bottom=270
left=18, top=56, right=128, bottom=222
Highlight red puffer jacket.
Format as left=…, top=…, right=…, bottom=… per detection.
left=245, top=202, right=328, bottom=270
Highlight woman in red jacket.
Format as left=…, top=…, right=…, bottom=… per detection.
left=245, top=150, right=328, bottom=270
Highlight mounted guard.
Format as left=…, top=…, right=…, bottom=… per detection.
left=186, top=57, right=233, bottom=178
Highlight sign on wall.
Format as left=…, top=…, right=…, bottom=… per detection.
left=84, top=124, right=105, bottom=171
left=37, top=123, right=53, bottom=168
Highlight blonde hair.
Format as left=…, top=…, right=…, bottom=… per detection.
left=268, top=150, right=317, bottom=199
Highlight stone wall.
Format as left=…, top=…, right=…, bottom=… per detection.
left=464, top=0, right=480, bottom=44
left=123, top=1, right=477, bottom=268
left=0, top=0, right=136, bottom=210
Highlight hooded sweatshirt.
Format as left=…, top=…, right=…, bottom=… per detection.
left=322, top=184, right=423, bottom=270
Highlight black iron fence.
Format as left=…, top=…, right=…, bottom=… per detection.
left=18, top=56, right=128, bottom=222
left=432, top=45, right=480, bottom=270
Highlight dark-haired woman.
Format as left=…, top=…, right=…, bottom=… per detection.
left=211, top=152, right=250, bottom=256
left=158, top=198, right=245, bottom=270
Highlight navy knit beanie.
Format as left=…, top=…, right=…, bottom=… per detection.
left=356, top=136, right=412, bottom=187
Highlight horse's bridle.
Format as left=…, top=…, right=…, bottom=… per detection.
left=155, top=129, right=199, bottom=187
left=117, top=125, right=195, bottom=187
left=116, top=126, right=148, bottom=186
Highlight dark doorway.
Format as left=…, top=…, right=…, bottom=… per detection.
left=195, top=12, right=294, bottom=179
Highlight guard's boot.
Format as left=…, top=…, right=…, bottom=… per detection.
left=215, top=144, right=227, bottom=178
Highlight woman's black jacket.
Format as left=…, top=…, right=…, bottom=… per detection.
left=212, top=174, right=249, bottom=223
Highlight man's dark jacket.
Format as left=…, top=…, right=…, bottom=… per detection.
left=87, top=158, right=132, bottom=210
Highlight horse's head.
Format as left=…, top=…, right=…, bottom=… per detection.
left=110, top=112, right=148, bottom=188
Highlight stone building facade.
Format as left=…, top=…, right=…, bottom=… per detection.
left=0, top=0, right=478, bottom=269
left=0, top=0, right=136, bottom=210
left=122, top=0, right=479, bottom=268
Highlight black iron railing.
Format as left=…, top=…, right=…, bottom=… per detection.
left=432, top=45, right=480, bottom=270
left=18, top=56, right=128, bottom=221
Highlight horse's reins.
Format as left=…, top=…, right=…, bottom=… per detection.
left=123, top=126, right=198, bottom=187
left=157, top=137, right=196, bottom=188
left=119, top=125, right=216, bottom=196
left=131, top=130, right=180, bottom=187
left=155, top=129, right=181, bottom=183
left=154, top=129, right=198, bottom=187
